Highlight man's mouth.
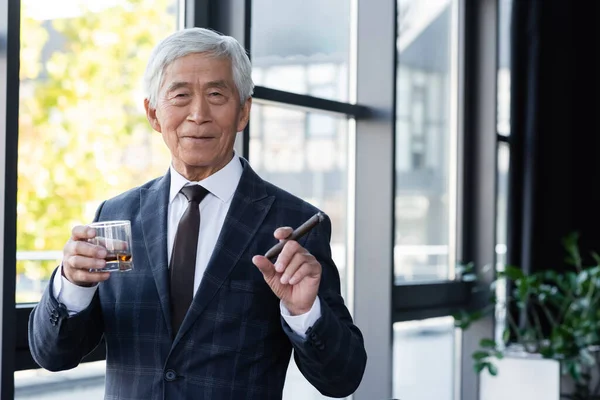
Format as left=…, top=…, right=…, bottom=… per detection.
left=181, top=136, right=215, bottom=140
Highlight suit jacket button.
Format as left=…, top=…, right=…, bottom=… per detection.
left=164, top=370, right=177, bottom=382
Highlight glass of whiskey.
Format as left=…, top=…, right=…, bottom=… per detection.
left=88, top=220, right=134, bottom=272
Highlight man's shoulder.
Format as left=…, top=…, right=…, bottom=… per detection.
left=241, top=160, right=322, bottom=217
left=101, top=175, right=165, bottom=211
left=261, top=179, right=321, bottom=217
left=109, top=176, right=162, bottom=200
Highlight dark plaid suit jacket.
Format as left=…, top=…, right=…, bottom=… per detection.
left=29, top=158, right=367, bottom=399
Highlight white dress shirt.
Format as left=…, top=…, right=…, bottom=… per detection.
left=53, top=153, right=321, bottom=339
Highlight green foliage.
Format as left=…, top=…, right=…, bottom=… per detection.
left=455, top=233, right=600, bottom=399
left=17, top=0, right=175, bottom=300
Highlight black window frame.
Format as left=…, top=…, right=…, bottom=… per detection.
left=2, top=0, right=20, bottom=397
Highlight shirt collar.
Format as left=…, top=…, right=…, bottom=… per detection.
left=169, top=152, right=243, bottom=204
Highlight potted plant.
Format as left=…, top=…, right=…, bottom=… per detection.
left=455, top=233, right=600, bottom=400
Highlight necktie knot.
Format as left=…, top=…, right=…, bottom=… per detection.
left=181, top=185, right=209, bottom=204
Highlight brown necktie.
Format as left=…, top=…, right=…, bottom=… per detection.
left=170, top=184, right=209, bottom=336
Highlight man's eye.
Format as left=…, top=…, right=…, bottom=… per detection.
left=209, top=92, right=222, bottom=97
left=175, top=93, right=188, bottom=98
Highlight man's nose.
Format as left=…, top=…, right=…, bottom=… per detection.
left=187, top=97, right=211, bottom=124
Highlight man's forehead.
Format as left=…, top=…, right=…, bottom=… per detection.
left=165, top=79, right=230, bottom=90
left=165, top=53, right=230, bottom=72
left=160, top=56, right=234, bottom=89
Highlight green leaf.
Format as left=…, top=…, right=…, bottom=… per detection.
left=473, top=351, right=489, bottom=361
left=474, top=362, right=487, bottom=374
left=543, top=270, right=559, bottom=282
left=453, top=309, right=477, bottom=329
left=568, top=361, right=582, bottom=382
left=480, top=338, right=496, bottom=349
left=503, top=328, right=510, bottom=343
left=502, top=265, right=525, bottom=281
left=563, top=232, right=581, bottom=268
left=539, top=347, right=554, bottom=358
left=487, top=363, right=498, bottom=376
left=591, top=252, right=600, bottom=266
left=456, top=261, right=475, bottom=275
left=567, top=272, right=578, bottom=290
left=576, top=270, right=589, bottom=285
left=517, top=282, right=530, bottom=303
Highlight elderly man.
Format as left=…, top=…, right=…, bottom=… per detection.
left=29, top=28, right=366, bottom=399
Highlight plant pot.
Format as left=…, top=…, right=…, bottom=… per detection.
left=480, top=347, right=600, bottom=400
left=480, top=350, right=560, bottom=400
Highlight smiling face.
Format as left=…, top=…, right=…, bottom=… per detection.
left=144, top=52, right=251, bottom=181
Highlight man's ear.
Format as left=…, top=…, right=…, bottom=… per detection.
left=236, top=97, right=252, bottom=132
left=144, top=98, right=162, bottom=133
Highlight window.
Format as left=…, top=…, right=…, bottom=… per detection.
left=16, top=0, right=178, bottom=304
left=497, top=0, right=512, bottom=137
left=15, top=0, right=179, bottom=395
left=393, top=0, right=462, bottom=398
left=393, top=317, right=457, bottom=400
left=251, top=0, right=351, bottom=102
left=249, top=1, right=356, bottom=398
left=15, top=361, right=106, bottom=399
left=494, top=0, right=513, bottom=345
left=395, top=0, right=459, bottom=283
left=250, top=105, right=350, bottom=300
left=494, top=143, right=510, bottom=343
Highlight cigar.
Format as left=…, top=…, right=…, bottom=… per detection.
left=264, top=212, right=326, bottom=259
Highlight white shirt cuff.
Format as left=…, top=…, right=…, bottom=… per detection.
left=52, top=264, right=98, bottom=316
left=280, top=296, right=322, bottom=339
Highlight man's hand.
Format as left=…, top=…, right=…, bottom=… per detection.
left=252, top=227, right=322, bottom=315
left=62, top=225, right=110, bottom=287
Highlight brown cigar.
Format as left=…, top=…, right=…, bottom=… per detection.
left=264, top=212, right=326, bottom=259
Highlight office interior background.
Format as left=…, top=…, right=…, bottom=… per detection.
left=0, top=0, right=597, bottom=399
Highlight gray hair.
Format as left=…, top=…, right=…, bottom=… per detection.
left=143, top=28, right=254, bottom=107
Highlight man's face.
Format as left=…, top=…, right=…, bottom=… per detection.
left=144, top=53, right=251, bottom=181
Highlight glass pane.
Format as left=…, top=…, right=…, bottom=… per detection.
left=249, top=104, right=350, bottom=399
left=494, top=143, right=510, bottom=343
left=17, top=0, right=177, bottom=303
left=395, top=0, right=459, bottom=283
left=393, top=317, right=456, bottom=400
left=251, top=0, right=350, bottom=102
left=15, top=361, right=106, bottom=399
left=496, top=143, right=509, bottom=266
left=497, top=0, right=512, bottom=136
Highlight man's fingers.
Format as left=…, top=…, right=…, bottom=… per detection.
left=273, top=240, right=301, bottom=273
left=288, top=264, right=316, bottom=285
left=66, top=255, right=106, bottom=270
left=252, top=255, right=277, bottom=281
left=64, top=224, right=119, bottom=286
left=274, top=227, right=293, bottom=242
left=71, top=225, right=96, bottom=241
left=280, top=252, right=313, bottom=284
left=65, top=240, right=107, bottom=259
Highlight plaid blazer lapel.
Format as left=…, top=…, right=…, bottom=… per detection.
left=140, top=170, right=173, bottom=338
left=172, top=159, right=274, bottom=347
